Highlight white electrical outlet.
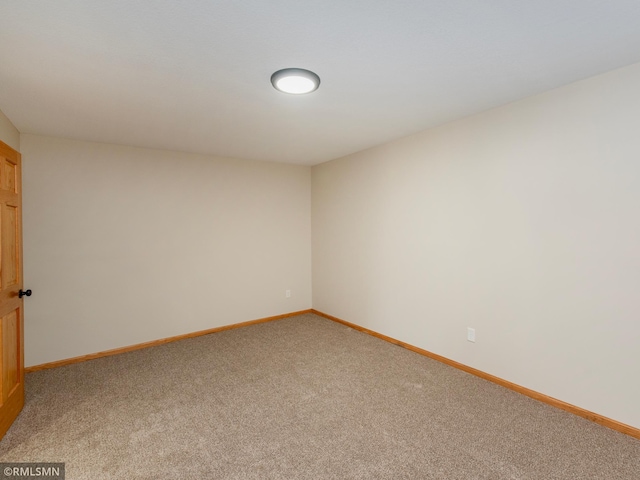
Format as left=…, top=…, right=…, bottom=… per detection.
left=286, top=289, right=291, bottom=298
left=467, top=327, right=476, bottom=343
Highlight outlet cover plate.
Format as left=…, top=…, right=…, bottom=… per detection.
left=467, top=327, right=476, bottom=342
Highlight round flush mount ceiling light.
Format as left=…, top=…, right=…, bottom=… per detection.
left=271, top=68, right=320, bottom=94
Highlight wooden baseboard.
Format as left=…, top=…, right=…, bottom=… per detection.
left=25, top=307, right=640, bottom=440
left=25, top=309, right=312, bottom=373
left=311, top=309, right=640, bottom=440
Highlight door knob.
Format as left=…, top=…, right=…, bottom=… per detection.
left=19, top=289, right=32, bottom=298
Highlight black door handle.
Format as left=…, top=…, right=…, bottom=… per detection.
left=19, top=289, right=32, bottom=299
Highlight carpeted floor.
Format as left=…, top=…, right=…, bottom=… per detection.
left=1, top=313, right=638, bottom=479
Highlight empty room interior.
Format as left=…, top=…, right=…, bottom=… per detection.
left=1, top=1, right=639, bottom=479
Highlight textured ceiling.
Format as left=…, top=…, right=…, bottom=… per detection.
left=1, top=1, right=640, bottom=165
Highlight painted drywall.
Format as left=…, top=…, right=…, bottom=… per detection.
left=312, top=61, right=640, bottom=429
left=0, top=107, right=20, bottom=151
left=22, top=135, right=311, bottom=367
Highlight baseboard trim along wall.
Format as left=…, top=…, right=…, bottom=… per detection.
left=311, top=309, right=640, bottom=440
left=25, top=308, right=639, bottom=440
left=25, top=310, right=313, bottom=373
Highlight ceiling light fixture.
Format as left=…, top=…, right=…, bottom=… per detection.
left=271, top=68, right=320, bottom=94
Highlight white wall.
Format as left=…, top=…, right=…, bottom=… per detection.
left=312, top=62, right=640, bottom=429
left=22, top=135, right=311, bottom=367
left=0, top=108, right=20, bottom=151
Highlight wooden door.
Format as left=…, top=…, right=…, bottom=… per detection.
left=0, top=140, right=24, bottom=440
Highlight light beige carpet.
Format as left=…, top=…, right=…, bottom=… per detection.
left=1, top=313, right=638, bottom=479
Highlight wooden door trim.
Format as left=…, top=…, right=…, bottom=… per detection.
left=0, top=139, right=24, bottom=440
